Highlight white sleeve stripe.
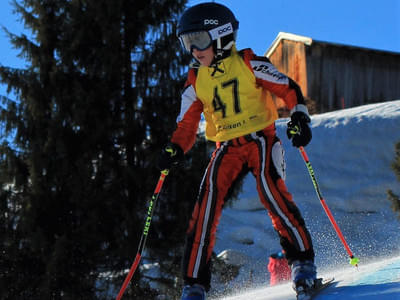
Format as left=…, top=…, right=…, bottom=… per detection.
left=290, top=104, right=309, bottom=116
left=177, top=85, right=197, bottom=122
left=250, top=60, right=289, bottom=85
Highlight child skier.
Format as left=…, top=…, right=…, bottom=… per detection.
left=158, top=3, right=317, bottom=299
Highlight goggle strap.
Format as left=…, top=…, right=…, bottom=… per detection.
left=209, top=22, right=234, bottom=40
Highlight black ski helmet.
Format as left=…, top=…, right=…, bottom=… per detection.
left=177, top=2, right=239, bottom=55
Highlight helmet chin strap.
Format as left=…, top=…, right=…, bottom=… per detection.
left=223, top=41, right=235, bottom=50
left=189, top=38, right=235, bottom=68
left=215, top=38, right=223, bottom=58
left=212, top=38, right=234, bottom=66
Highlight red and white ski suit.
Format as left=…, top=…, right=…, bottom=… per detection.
left=170, top=47, right=314, bottom=290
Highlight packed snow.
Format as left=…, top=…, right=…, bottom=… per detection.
left=206, top=100, right=400, bottom=299
left=215, top=256, right=400, bottom=299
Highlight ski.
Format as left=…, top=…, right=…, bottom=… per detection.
left=296, top=277, right=335, bottom=300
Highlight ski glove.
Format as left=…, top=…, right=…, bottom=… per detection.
left=287, top=111, right=312, bottom=147
left=157, top=143, right=184, bottom=171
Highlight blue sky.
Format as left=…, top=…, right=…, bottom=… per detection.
left=187, top=0, right=400, bottom=55
left=0, top=0, right=399, bottom=91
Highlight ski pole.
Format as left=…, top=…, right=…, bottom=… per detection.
left=298, top=146, right=359, bottom=267
left=116, top=169, right=169, bottom=300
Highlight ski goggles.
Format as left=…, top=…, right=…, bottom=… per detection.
left=179, top=31, right=213, bottom=53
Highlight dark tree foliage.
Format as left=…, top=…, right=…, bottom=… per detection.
left=0, top=0, right=208, bottom=299
left=388, top=141, right=400, bottom=220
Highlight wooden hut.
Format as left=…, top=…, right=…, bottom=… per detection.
left=265, top=32, right=400, bottom=115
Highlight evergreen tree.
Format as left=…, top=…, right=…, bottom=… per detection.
left=0, top=0, right=208, bottom=299
left=388, top=141, right=400, bottom=219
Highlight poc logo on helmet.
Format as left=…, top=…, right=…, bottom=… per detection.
left=204, top=19, right=218, bottom=25
left=218, top=25, right=232, bottom=35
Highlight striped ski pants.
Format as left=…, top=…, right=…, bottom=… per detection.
left=181, top=129, right=315, bottom=290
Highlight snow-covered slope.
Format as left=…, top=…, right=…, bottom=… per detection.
left=209, top=100, right=400, bottom=298
left=216, top=256, right=400, bottom=300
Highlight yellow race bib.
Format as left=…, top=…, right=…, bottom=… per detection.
left=195, top=48, right=278, bottom=141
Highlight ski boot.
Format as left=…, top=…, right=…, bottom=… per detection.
left=291, top=260, right=317, bottom=300
left=181, top=284, right=206, bottom=300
